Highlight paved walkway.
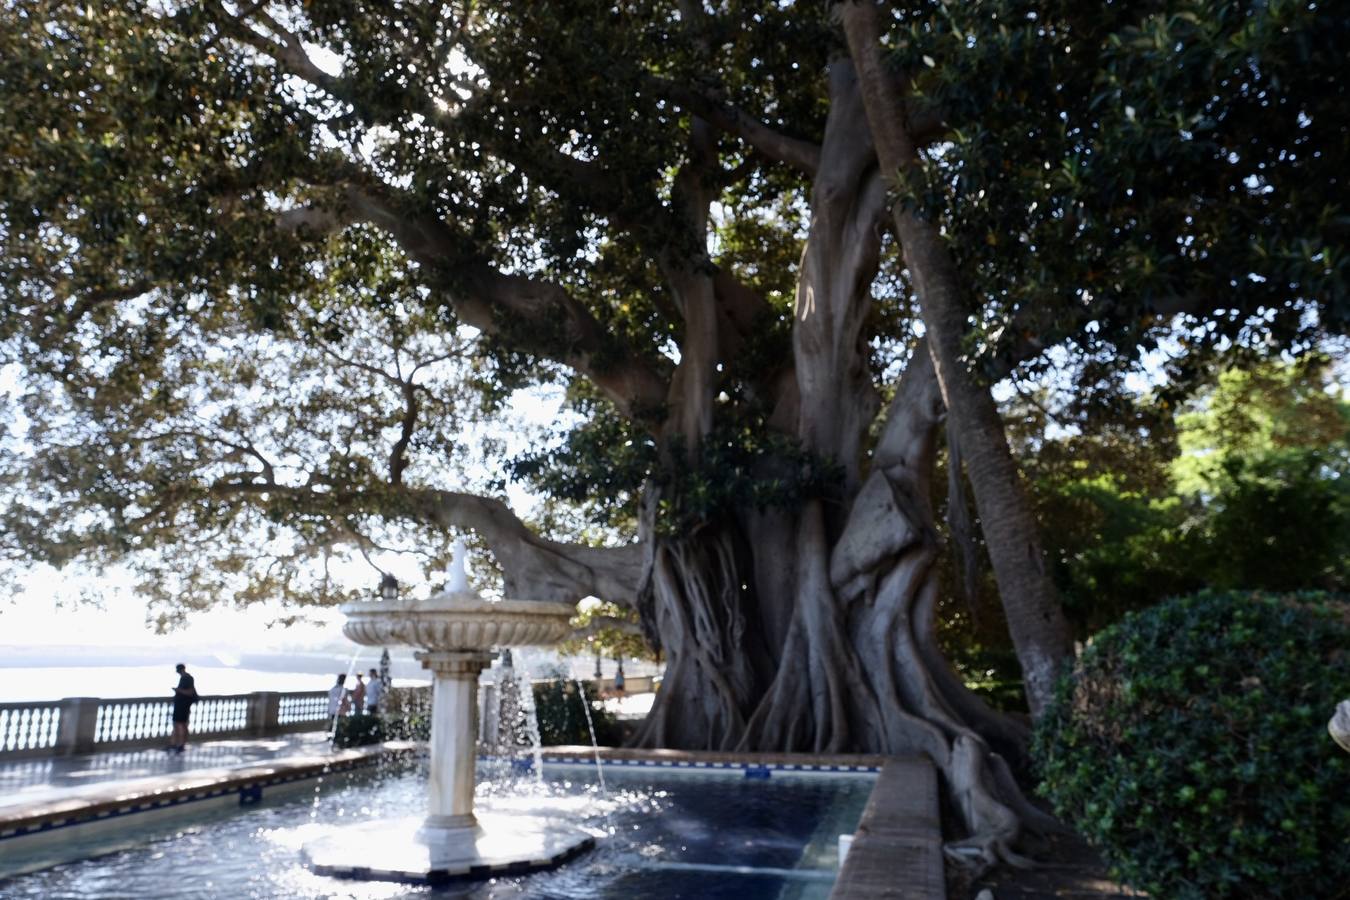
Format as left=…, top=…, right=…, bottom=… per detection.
left=971, top=834, right=1144, bottom=899
left=0, top=731, right=335, bottom=811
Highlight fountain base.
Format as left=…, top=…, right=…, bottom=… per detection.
left=300, top=812, right=595, bottom=884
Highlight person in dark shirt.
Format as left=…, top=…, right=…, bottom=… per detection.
left=167, top=663, right=197, bottom=753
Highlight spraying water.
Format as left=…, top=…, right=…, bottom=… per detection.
left=512, top=649, right=546, bottom=788
left=310, top=647, right=365, bottom=820
left=575, top=677, right=608, bottom=798
left=330, top=648, right=365, bottom=745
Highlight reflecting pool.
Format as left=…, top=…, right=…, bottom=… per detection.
left=0, top=762, right=874, bottom=899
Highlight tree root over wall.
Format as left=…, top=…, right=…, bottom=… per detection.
left=634, top=353, right=1061, bottom=872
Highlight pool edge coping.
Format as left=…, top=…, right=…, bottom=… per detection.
left=540, top=745, right=888, bottom=772
left=829, top=756, right=947, bottom=900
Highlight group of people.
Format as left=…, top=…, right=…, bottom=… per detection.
left=328, top=668, right=384, bottom=720
left=164, top=662, right=389, bottom=754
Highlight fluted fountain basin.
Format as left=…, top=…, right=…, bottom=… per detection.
left=340, top=591, right=576, bottom=650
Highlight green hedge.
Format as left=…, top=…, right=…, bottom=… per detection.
left=376, top=686, right=433, bottom=741
left=332, top=713, right=384, bottom=748
left=332, top=680, right=622, bottom=749
left=1034, top=590, right=1350, bottom=899
left=533, top=677, right=622, bottom=747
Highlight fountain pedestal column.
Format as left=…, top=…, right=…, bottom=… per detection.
left=417, top=650, right=494, bottom=832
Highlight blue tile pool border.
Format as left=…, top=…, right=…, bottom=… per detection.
left=539, top=755, right=882, bottom=774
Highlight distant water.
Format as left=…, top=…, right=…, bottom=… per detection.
left=0, top=666, right=428, bottom=703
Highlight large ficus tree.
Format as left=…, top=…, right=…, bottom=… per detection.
left=2, top=0, right=1344, bottom=865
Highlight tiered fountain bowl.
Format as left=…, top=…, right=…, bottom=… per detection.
left=300, top=583, right=589, bottom=884
left=342, top=591, right=577, bottom=651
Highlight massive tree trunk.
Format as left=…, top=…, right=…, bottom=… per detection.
left=765, top=348, right=1048, bottom=866
left=631, top=511, right=775, bottom=750
left=839, top=3, right=1073, bottom=717
left=635, top=347, right=1049, bottom=865
left=627, top=60, right=1052, bottom=866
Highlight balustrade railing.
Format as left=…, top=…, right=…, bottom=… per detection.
left=94, top=698, right=173, bottom=744
left=0, top=701, right=62, bottom=754
left=189, top=695, right=251, bottom=734
left=278, top=691, right=329, bottom=725
left=0, top=689, right=337, bottom=759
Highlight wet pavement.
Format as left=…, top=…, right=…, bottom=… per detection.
left=0, top=731, right=336, bottom=810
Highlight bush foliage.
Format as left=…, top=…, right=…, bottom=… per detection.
left=1034, top=591, right=1350, bottom=899
left=532, top=677, right=622, bottom=747
left=331, top=681, right=622, bottom=749
left=332, top=712, right=384, bottom=748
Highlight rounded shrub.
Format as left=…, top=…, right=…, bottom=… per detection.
left=1034, top=590, right=1350, bottom=899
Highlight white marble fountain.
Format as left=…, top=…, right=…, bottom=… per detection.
left=300, top=542, right=590, bottom=884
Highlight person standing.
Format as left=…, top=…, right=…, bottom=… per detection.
left=167, top=663, right=197, bottom=753
left=365, top=667, right=383, bottom=714
left=327, top=673, right=348, bottom=727
left=352, top=673, right=367, bottom=716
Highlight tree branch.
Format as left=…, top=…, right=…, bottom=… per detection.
left=412, top=490, right=644, bottom=608
left=655, top=79, right=822, bottom=177
left=203, top=479, right=644, bottom=608
left=389, top=379, right=418, bottom=486
left=275, top=203, right=351, bottom=238
left=320, top=181, right=669, bottom=420
left=207, top=1, right=347, bottom=98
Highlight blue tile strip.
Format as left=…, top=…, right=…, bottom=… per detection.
left=536, top=756, right=880, bottom=774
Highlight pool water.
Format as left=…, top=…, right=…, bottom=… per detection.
left=0, top=761, right=874, bottom=899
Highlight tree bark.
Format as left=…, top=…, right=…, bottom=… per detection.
left=742, top=347, right=1051, bottom=868
left=840, top=3, right=1073, bottom=716
left=630, top=506, right=773, bottom=750
left=791, top=60, right=886, bottom=495
left=625, top=62, right=1051, bottom=866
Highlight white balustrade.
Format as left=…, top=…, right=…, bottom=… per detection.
left=0, top=687, right=427, bottom=759
left=0, top=702, right=62, bottom=753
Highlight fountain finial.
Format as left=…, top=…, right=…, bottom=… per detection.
left=447, top=537, right=470, bottom=593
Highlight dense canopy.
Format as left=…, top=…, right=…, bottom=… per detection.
left=2, top=0, right=1346, bottom=867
